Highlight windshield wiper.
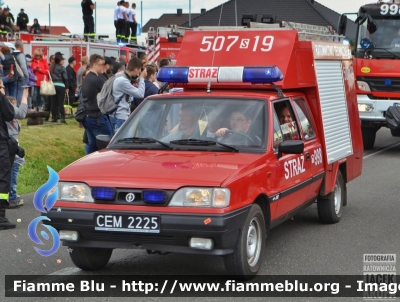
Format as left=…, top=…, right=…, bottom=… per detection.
left=117, top=137, right=172, bottom=149
left=367, top=48, right=400, bottom=60
left=169, top=139, right=239, bottom=152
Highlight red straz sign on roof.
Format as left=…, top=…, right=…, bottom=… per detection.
left=176, top=30, right=297, bottom=67
left=188, top=67, right=218, bottom=82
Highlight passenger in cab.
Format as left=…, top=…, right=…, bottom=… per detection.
left=278, top=105, right=293, bottom=125
left=162, top=104, right=201, bottom=142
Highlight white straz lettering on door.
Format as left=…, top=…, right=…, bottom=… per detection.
left=284, top=155, right=306, bottom=179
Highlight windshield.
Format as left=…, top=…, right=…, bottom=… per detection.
left=357, top=18, right=400, bottom=50
left=111, top=98, right=266, bottom=151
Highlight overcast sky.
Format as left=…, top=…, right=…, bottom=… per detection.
left=5, top=0, right=372, bottom=38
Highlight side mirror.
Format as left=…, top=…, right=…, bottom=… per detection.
left=338, top=14, right=348, bottom=36
left=96, top=134, right=111, bottom=150
left=277, top=140, right=304, bottom=159
left=367, top=17, right=378, bottom=34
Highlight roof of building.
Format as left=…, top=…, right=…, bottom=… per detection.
left=312, top=1, right=357, bottom=41
left=142, top=10, right=201, bottom=33
left=180, top=0, right=357, bottom=40
left=27, top=26, right=71, bottom=36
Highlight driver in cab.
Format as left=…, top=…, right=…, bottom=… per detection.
left=391, top=28, right=400, bottom=48
left=214, top=111, right=252, bottom=139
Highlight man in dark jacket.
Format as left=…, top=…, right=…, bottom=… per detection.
left=66, top=57, right=77, bottom=106
left=16, top=8, right=29, bottom=32
left=81, top=0, right=95, bottom=41
left=0, top=8, right=15, bottom=37
left=0, top=80, right=17, bottom=229
left=81, top=54, right=112, bottom=154
left=6, top=6, right=15, bottom=24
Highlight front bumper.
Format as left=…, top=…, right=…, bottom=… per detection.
left=358, top=94, right=400, bottom=123
left=44, top=206, right=251, bottom=256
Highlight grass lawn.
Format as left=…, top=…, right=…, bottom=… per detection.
left=17, top=118, right=86, bottom=194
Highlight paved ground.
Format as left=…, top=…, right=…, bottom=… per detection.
left=1, top=128, right=399, bottom=301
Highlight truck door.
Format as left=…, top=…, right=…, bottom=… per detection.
left=272, top=100, right=312, bottom=218
left=291, top=98, right=324, bottom=201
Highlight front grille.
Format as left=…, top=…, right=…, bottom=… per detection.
left=358, top=76, right=400, bottom=93
left=93, top=189, right=174, bottom=206
left=87, top=232, right=176, bottom=245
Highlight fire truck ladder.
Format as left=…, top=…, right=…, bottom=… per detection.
left=249, top=21, right=345, bottom=43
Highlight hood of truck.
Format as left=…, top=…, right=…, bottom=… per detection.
left=59, top=149, right=262, bottom=189
left=355, top=58, right=400, bottom=77
left=355, top=58, right=400, bottom=97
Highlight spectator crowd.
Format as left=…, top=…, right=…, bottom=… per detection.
left=0, top=33, right=173, bottom=229
left=0, top=3, right=175, bottom=230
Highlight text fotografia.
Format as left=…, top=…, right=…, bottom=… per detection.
left=5, top=276, right=400, bottom=297
left=363, top=253, right=396, bottom=299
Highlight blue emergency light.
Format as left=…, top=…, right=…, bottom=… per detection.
left=157, top=67, right=189, bottom=83
left=242, top=66, right=284, bottom=83
left=143, top=190, right=166, bottom=204
left=157, top=66, right=283, bottom=84
left=92, top=187, right=115, bottom=200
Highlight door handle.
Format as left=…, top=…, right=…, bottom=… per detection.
left=305, top=152, right=310, bottom=161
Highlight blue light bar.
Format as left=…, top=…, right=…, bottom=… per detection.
left=143, top=190, right=166, bottom=204
left=242, top=66, right=284, bottom=83
left=92, top=187, right=115, bottom=200
left=157, top=67, right=189, bottom=83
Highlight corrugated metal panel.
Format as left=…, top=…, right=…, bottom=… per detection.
left=314, top=60, right=353, bottom=164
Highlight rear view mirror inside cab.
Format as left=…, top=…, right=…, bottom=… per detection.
left=277, top=140, right=304, bottom=158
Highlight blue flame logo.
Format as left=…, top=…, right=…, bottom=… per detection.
left=28, top=166, right=60, bottom=256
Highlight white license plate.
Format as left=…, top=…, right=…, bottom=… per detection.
left=94, top=214, right=160, bottom=233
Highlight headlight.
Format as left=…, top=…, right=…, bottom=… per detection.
left=358, top=103, right=374, bottom=112
left=58, top=182, right=94, bottom=202
left=357, top=81, right=371, bottom=92
left=169, top=188, right=230, bottom=208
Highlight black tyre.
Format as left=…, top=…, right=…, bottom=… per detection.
left=317, top=170, right=345, bottom=224
left=223, top=204, right=266, bottom=279
left=361, top=127, right=376, bottom=150
left=390, top=128, right=400, bottom=137
left=69, top=247, right=113, bottom=271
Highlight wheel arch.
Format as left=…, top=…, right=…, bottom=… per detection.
left=252, top=194, right=271, bottom=237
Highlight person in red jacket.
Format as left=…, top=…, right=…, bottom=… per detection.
left=31, top=48, right=50, bottom=111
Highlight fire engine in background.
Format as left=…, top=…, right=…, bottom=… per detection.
left=19, top=33, right=146, bottom=72
left=146, top=25, right=189, bottom=65
left=339, top=0, right=400, bottom=149
left=45, top=22, right=363, bottom=278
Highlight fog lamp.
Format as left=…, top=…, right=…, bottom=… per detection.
left=189, top=237, right=213, bottom=250
left=59, top=230, right=79, bottom=241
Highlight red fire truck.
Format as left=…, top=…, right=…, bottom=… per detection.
left=339, top=0, right=400, bottom=149
left=146, top=25, right=188, bottom=65
left=45, top=24, right=363, bottom=278
left=19, top=33, right=146, bottom=72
